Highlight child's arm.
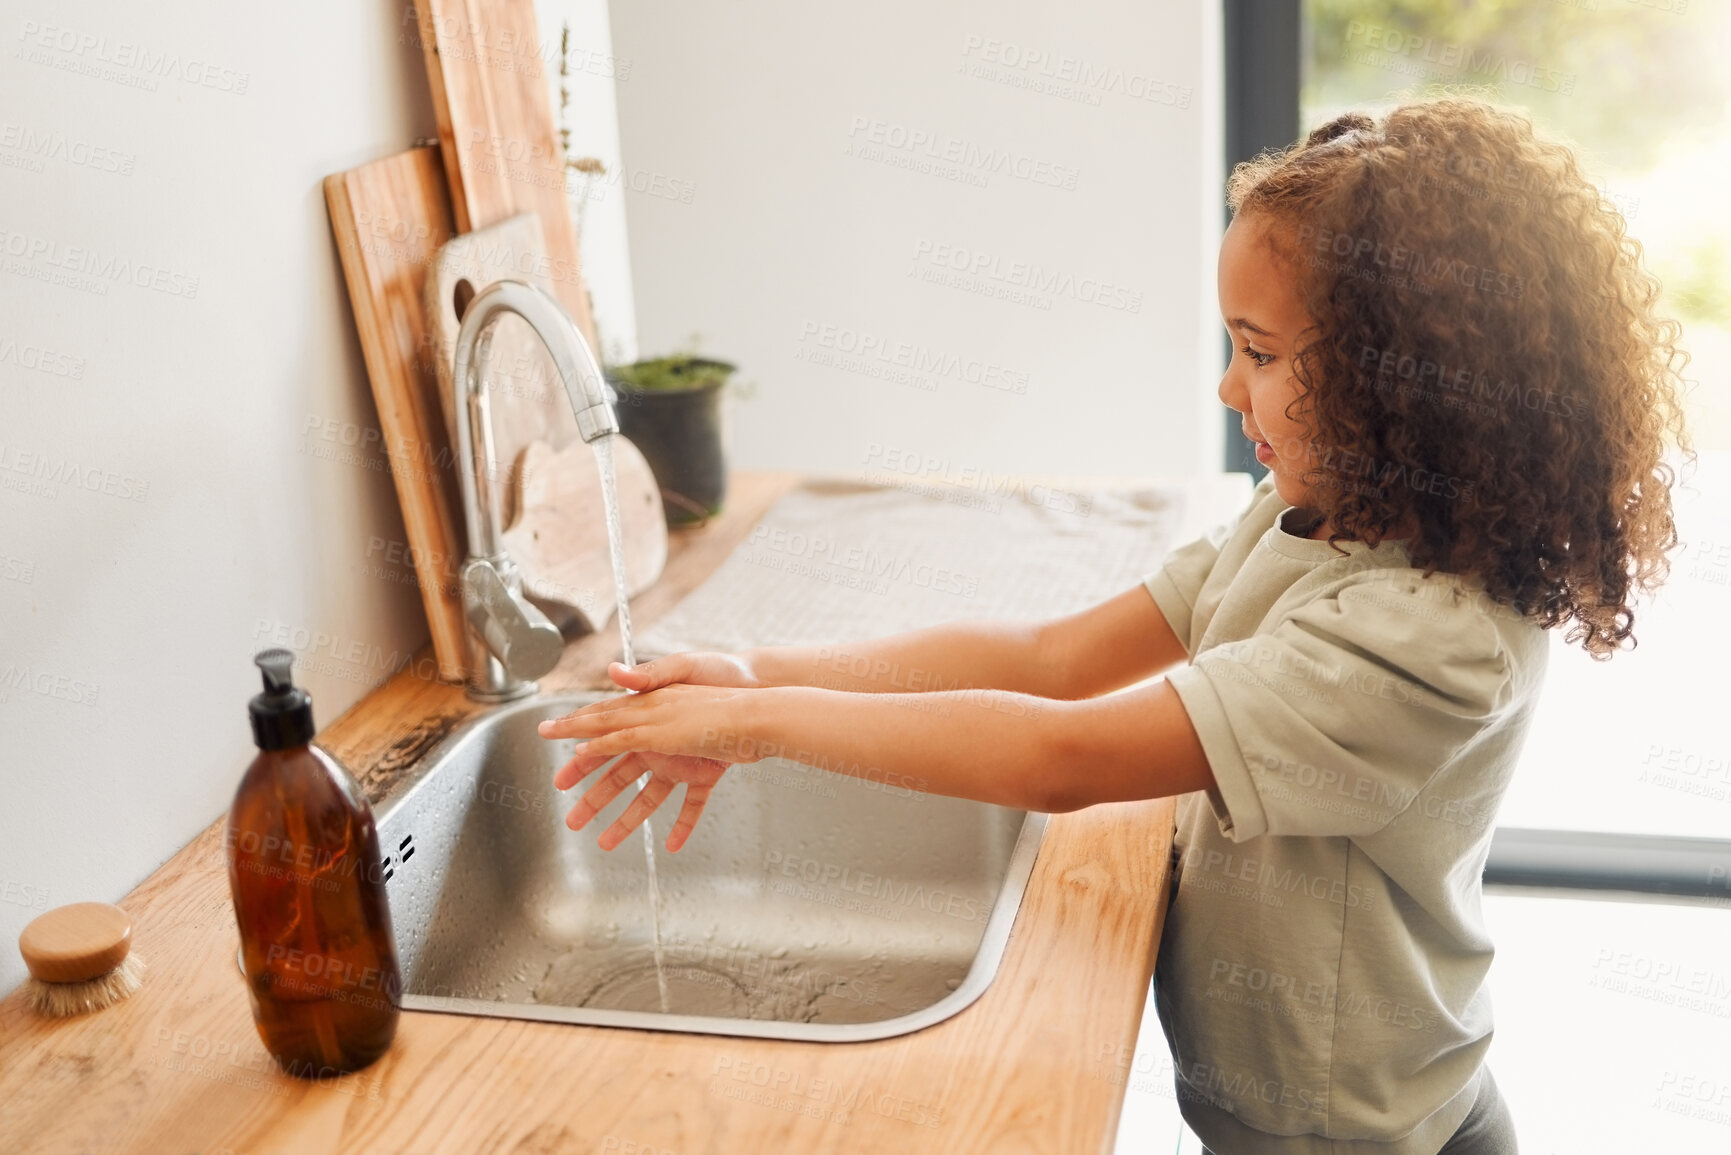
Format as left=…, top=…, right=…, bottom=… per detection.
left=539, top=672, right=1213, bottom=841
left=753, top=678, right=1214, bottom=812
left=615, top=585, right=1188, bottom=702
left=545, top=585, right=1199, bottom=850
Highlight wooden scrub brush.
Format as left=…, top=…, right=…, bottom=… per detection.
left=19, top=901, right=146, bottom=1017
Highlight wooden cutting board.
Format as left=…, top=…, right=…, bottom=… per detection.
left=422, top=213, right=668, bottom=629
left=502, top=439, right=667, bottom=634
left=422, top=212, right=580, bottom=510
left=408, top=0, right=601, bottom=356
left=324, top=147, right=469, bottom=683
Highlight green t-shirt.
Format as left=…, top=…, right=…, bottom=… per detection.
left=1143, top=474, right=1547, bottom=1154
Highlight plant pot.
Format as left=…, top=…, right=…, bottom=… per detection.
left=607, top=358, right=732, bottom=526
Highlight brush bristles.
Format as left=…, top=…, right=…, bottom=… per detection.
left=24, top=953, right=146, bottom=1018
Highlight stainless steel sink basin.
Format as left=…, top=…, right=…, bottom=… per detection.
left=365, top=692, right=1047, bottom=1041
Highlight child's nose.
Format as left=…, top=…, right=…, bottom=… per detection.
left=1217, top=367, right=1247, bottom=413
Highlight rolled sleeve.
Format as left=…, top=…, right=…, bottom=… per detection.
left=1168, top=574, right=1512, bottom=842
left=1165, top=661, right=1268, bottom=839
left=1145, top=564, right=1207, bottom=657
left=1143, top=475, right=1277, bottom=654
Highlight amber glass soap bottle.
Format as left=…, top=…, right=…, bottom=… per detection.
left=226, top=648, right=400, bottom=1076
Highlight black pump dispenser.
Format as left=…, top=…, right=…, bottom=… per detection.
left=248, top=649, right=315, bottom=750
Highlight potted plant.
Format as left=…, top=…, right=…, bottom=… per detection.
left=606, top=353, right=738, bottom=525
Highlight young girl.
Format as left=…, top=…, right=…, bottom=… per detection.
left=539, top=98, right=1688, bottom=1153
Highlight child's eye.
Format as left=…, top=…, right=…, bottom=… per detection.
left=1240, top=343, right=1276, bottom=368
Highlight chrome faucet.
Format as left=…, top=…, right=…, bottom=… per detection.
left=450, top=279, right=620, bottom=701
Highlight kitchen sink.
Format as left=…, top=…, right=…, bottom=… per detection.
left=363, top=692, right=1047, bottom=1041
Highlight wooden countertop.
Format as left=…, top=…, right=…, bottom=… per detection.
left=0, top=471, right=1176, bottom=1155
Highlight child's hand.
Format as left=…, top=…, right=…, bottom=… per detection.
left=552, top=747, right=731, bottom=853
left=604, top=651, right=762, bottom=694
left=539, top=683, right=763, bottom=852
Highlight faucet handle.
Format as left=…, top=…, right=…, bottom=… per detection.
left=462, top=557, right=563, bottom=688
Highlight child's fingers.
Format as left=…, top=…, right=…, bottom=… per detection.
left=597, top=774, right=676, bottom=852
left=610, top=654, right=694, bottom=694
left=573, top=727, right=646, bottom=763
left=553, top=747, right=619, bottom=791
left=666, top=783, right=713, bottom=852
left=538, top=696, right=640, bottom=738
left=607, top=658, right=666, bottom=692
left=607, top=661, right=651, bottom=690
left=539, top=716, right=608, bottom=740
left=564, top=755, right=644, bottom=831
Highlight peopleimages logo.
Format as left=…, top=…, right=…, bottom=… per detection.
left=709, top=1053, right=944, bottom=1128
left=743, top=523, right=982, bottom=598
left=0, top=441, right=150, bottom=502
left=909, top=238, right=1143, bottom=313
left=1181, top=844, right=1376, bottom=910
left=0, top=227, right=199, bottom=298
left=860, top=443, right=1093, bottom=516
left=1360, top=345, right=1583, bottom=422
left=1340, top=22, right=1574, bottom=95
left=1295, top=223, right=1524, bottom=299
left=0, top=122, right=134, bottom=175
left=0, top=333, right=85, bottom=378
left=0, top=664, right=99, bottom=707
left=798, top=320, right=1030, bottom=395
left=16, top=20, right=250, bottom=94
left=958, top=35, right=1193, bottom=108
left=763, top=850, right=992, bottom=924
left=845, top=116, right=1080, bottom=190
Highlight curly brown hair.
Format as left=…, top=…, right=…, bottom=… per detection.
left=1227, top=97, right=1691, bottom=658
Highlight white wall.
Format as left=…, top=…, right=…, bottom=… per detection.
left=537, top=0, right=640, bottom=365
left=609, top=0, right=1224, bottom=480
left=0, top=0, right=634, bottom=995
left=0, top=0, right=1221, bottom=997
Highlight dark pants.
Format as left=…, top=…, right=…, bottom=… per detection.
left=1435, top=1067, right=1518, bottom=1155
left=1201, top=1066, right=1518, bottom=1155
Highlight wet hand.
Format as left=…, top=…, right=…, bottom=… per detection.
left=602, top=651, right=761, bottom=694
left=538, top=683, right=761, bottom=852
left=553, top=748, right=730, bottom=853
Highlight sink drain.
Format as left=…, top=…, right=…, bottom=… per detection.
left=537, top=961, right=754, bottom=1018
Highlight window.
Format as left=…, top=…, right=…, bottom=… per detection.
left=1299, top=0, right=1731, bottom=842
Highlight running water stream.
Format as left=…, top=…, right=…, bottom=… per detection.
left=591, top=433, right=671, bottom=1015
